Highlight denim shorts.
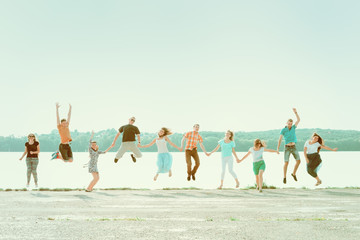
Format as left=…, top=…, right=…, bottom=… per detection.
left=284, top=144, right=300, bottom=162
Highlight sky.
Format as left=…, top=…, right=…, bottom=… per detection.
left=1, top=0, right=360, bottom=137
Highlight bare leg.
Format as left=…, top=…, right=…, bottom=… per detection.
left=283, top=162, right=289, bottom=178
left=315, top=176, right=322, bottom=186
left=255, top=175, right=259, bottom=190
left=293, top=160, right=301, bottom=175
left=168, top=170, right=172, bottom=177
left=87, top=172, right=99, bottom=191
left=154, top=173, right=159, bottom=181
left=218, top=180, right=224, bottom=189
left=259, top=170, right=264, bottom=191
left=235, top=178, right=239, bottom=188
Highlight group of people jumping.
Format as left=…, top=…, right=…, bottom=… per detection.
left=19, top=104, right=338, bottom=192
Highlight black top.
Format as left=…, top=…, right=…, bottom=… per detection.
left=25, top=141, right=39, bottom=158
left=119, top=124, right=140, bottom=142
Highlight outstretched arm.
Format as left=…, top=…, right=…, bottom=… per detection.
left=277, top=135, right=283, bottom=152
left=293, top=108, right=300, bottom=127
left=111, top=132, right=121, bottom=147
left=165, top=136, right=182, bottom=151
left=321, top=145, right=338, bottom=151
left=103, top=145, right=113, bottom=153
left=67, top=104, right=72, bottom=125
left=138, top=138, right=156, bottom=148
left=264, top=148, right=280, bottom=154
left=56, top=103, right=60, bottom=125
left=238, top=151, right=251, bottom=163
left=208, top=144, right=220, bottom=156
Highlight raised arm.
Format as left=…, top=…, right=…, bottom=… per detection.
left=293, top=108, right=300, bottom=127
left=56, top=103, right=60, bottom=125
left=321, top=145, right=338, bottom=151
left=277, top=135, right=283, bottom=152
left=67, top=104, right=72, bottom=125
left=111, top=132, right=121, bottom=147
left=165, top=136, right=182, bottom=151
left=138, top=138, right=156, bottom=148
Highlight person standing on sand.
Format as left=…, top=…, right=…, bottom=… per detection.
left=277, top=108, right=301, bottom=184
left=304, top=133, right=338, bottom=186
left=111, top=117, right=142, bottom=163
left=52, top=103, right=73, bottom=162
left=207, top=130, right=240, bottom=189
left=85, top=131, right=113, bottom=192
left=19, top=133, right=40, bottom=189
left=180, top=124, right=209, bottom=181
left=138, top=127, right=182, bottom=181
left=238, top=139, right=279, bottom=192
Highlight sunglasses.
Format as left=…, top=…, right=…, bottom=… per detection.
left=28, top=136, right=35, bottom=138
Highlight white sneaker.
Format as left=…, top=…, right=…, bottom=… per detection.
left=34, top=184, right=39, bottom=190
left=26, top=185, right=30, bottom=190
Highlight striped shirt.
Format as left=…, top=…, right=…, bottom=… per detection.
left=184, top=131, right=203, bottom=150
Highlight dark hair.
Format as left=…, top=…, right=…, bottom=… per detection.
left=61, top=119, right=66, bottom=123
left=312, top=133, right=323, bottom=153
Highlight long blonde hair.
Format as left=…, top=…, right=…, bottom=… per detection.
left=27, top=133, right=37, bottom=142
left=159, top=127, right=173, bottom=137
left=227, top=130, right=234, bottom=141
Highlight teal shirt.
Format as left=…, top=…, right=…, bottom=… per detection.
left=218, top=139, right=235, bottom=157
left=280, top=125, right=297, bottom=144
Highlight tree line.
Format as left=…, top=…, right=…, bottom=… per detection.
left=1, top=128, right=359, bottom=152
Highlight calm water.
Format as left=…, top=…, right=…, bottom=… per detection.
left=1, top=152, right=358, bottom=189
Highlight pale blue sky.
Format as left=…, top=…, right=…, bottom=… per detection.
left=1, top=1, right=359, bottom=136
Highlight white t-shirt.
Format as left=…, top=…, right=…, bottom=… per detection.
left=249, top=147, right=264, bottom=162
left=304, top=140, right=321, bottom=154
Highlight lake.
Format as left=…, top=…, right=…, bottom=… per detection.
left=1, top=152, right=358, bottom=189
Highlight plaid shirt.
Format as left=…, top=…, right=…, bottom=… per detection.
left=184, top=131, right=203, bottom=150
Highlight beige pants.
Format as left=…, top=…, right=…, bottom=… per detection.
left=115, top=141, right=143, bottom=159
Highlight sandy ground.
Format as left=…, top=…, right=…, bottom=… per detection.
left=0, top=189, right=359, bottom=240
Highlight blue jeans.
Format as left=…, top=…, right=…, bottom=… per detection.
left=284, top=145, right=300, bottom=162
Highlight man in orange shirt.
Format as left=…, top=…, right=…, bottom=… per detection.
left=54, top=103, right=73, bottom=162
left=181, top=124, right=208, bottom=181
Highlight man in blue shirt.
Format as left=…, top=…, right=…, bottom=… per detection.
left=277, top=108, right=301, bottom=184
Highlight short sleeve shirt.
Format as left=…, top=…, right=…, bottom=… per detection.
left=184, top=131, right=203, bottom=150
left=119, top=124, right=140, bottom=142
left=249, top=147, right=264, bottom=163
left=304, top=140, right=321, bottom=154
left=218, top=139, right=235, bottom=157
left=25, top=141, right=39, bottom=158
left=280, top=125, right=297, bottom=144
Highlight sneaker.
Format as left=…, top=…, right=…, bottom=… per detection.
left=192, top=174, right=196, bottom=181
left=131, top=154, right=136, bottom=163
left=283, top=178, right=287, bottom=184
left=187, top=176, right=191, bottom=181
left=26, top=185, right=29, bottom=190
left=51, top=151, right=61, bottom=160
left=114, top=158, right=119, bottom=163
left=291, top=173, right=298, bottom=181
left=34, top=184, right=38, bottom=190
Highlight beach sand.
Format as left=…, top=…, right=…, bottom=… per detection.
left=0, top=188, right=359, bottom=240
